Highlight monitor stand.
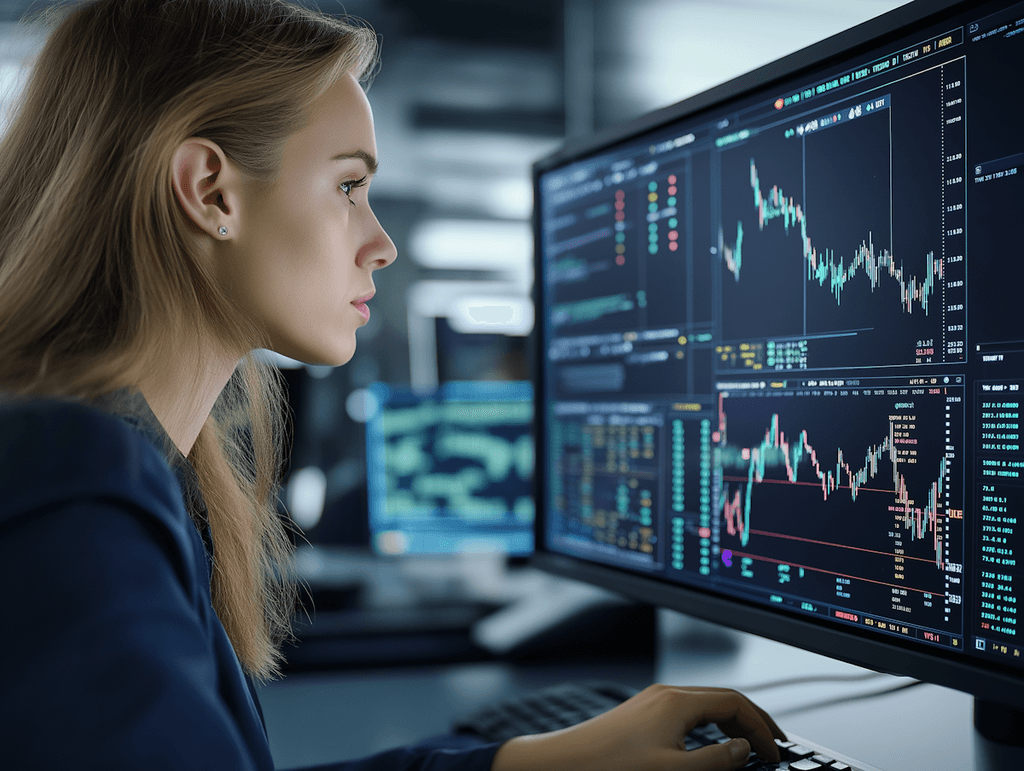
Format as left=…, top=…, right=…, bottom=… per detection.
left=974, top=698, right=1024, bottom=746
left=471, top=575, right=656, bottom=660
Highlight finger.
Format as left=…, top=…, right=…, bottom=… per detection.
left=680, top=738, right=752, bottom=771
left=677, top=690, right=781, bottom=762
left=676, top=686, right=786, bottom=741
left=713, top=713, right=781, bottom=763
left=734, top=697, right=786, bottom=742
left=673, top=686, right=785, bottom=745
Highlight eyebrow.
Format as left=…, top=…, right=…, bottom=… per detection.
left=330, top=149, right=378, bottom=175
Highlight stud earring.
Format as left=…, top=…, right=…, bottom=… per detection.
left=218, top=226, right=228, bottom=236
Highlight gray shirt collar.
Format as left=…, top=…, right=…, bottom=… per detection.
left=89, top=387, right=209, bottom=526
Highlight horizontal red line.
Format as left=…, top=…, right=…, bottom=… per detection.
left=729, top=551, right=944, bottom=595
left=721, top=476, right=895, bottom=493
left=746, top=529, right=939, bottom=565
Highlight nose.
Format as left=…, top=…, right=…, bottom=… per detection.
left=359, top=208, right=398, bottom=271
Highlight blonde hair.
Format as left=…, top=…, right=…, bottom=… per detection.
left=0, top=0, right=378, bottom=680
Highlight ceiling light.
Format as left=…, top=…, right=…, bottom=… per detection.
left=409, top=218, right=531, bottom=272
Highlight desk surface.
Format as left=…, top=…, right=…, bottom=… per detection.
left=259, top=605, right=1023, bottom=771
left=258, top=658, right=654, bottom=769
left=655, top=611, right=981, bottom=771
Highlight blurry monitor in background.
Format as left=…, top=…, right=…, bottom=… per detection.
left=435, top=316, right=530, bottom=383
left=365, top=381, right=534, bottom=556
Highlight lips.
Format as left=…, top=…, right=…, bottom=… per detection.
left=352, top=292, right=373, bottom=321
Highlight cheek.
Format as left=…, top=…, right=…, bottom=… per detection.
left=235, top=194, right=358, bottom=330
left=281, top=229, right=360, bottom=328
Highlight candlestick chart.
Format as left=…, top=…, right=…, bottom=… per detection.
left=721, top=159, right=944, bottom=313
left=718, top=101, right=949, bottom=369
left=715, top=387, right=963, bottom=632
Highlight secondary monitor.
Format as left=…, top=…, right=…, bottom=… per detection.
left=366, top=381, right=534, bottom=556
left=532, top=0, right=1024, bottom=725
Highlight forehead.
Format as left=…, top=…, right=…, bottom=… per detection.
left=294, top=73, right=376, bottom=158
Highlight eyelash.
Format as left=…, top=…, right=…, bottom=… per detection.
left=339, top=175, right=368, bottom=205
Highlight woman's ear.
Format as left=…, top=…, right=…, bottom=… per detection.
left=171, top=138, right=238, bottom=238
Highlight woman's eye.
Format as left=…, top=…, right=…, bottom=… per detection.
left=340, top=175, right=368, bottom=205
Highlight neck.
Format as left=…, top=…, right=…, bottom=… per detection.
left=137, top=347, right=242, bottom=457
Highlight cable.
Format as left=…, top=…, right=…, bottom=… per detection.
left=736, top=671, right=888, bottom=693
left=770, top=679, right=925, bottom=718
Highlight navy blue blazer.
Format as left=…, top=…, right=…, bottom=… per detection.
left=0, top=394, right=501, bottom=770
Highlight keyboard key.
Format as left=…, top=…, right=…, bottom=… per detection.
left=776, top=740, right=796, bottom=749
left=831, top=764, right=851, bottom=770
left=703, top=725, right=728, bottom=741
left=787, top=744, right=815, bottom=758
left=812, top=755, right=835, bottom=764
left=790, top=761, right=824, bottom=770
left=739, top=759, right=777, bottom=770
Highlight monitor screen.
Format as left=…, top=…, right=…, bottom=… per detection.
left=533, top=0, right=1024, bottom=709
left=365, top=381, right=534, bottom=555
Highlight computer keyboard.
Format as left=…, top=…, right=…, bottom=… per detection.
left=451, top=681, right=887, bottom=771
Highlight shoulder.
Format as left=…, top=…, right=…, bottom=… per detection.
left=0, top=396, right=184, bottom=528
left=0, top=394, right=210, bottom=621
left=0, top=397, right=267, bottom=770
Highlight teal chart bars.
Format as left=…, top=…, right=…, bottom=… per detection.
left=365, top=381, right=534, bottom=556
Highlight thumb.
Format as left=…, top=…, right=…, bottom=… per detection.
left=683, top=738, right=751, bottom=771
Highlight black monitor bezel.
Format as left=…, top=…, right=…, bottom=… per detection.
left=530, top=0, right=1024, bottom=710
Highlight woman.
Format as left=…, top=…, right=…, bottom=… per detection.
left=0, top=1, right=785, bottom=768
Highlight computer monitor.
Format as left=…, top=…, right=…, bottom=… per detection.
left=365, top=381, right=534, bottom=556
left=435, top=317, right=530, bottom=385
left=531, top=0, right=1024, bottom=733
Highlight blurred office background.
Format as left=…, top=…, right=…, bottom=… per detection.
left=0, top=1, right=910, bottom=764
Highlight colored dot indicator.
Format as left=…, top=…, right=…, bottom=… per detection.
left=668, top=175, right=677, bottom=185
left=774, top=98, right=785, bottom=110
left=722, top=550, right=733, bottom=567
left=616, top=255, right=625, bottom=265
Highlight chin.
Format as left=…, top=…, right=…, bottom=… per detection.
left=276, top=337, right=356, bottom=368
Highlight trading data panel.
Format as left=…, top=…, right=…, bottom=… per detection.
left=539, top=2, right=1024, bottom=673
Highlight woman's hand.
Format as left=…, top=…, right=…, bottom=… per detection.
left=490, top=684, right=786, bottom=771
